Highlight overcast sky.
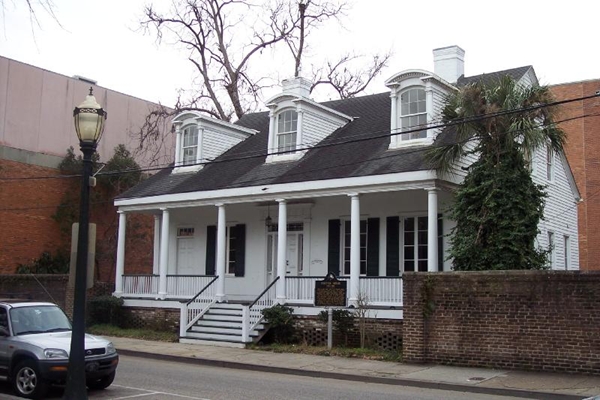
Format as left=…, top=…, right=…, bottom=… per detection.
left=1, top=0, right=598, bottom=109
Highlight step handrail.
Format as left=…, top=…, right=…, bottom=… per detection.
left=249, top=276, right=280, bottom=308
left=242, top=276, right=280, bottom=342
left=180, top=276, right=219, bottom=337
left=186, top=276, right=219, bottom=306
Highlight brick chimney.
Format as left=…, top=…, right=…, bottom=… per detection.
left=433, top=45, right=465, bottom=84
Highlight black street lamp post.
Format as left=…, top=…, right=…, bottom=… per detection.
left=63, top=88, right=106, bottom=400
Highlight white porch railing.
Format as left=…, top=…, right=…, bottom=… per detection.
left=179, top=276, right=219, bottom=337
left=359, top=277, right=403, bottom=306
left=285, top=275, right=402, bottom=307
left=122, top=275, right=159, bottom=297
left=120, top=275, right=215, bottom=299
left=241, top=277, right=279, bottom=343
left=166, top=275, right=217, bottom=298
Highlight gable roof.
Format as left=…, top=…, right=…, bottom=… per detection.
left=118, top=67, right=530, bottom=201
left=457, top=66, right=531, bottom=87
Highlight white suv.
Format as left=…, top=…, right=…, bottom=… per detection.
left=0, top=300, right=119, bottom=399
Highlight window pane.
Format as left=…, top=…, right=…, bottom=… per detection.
left=418, top=245, right=428, bottom=259
left=404, top=231, right=414, bottom=245
left=404, top=246, right=414, bottom=260
left=418, top=89, right=426, bottom=101
left=418, top=260, right=428, bottom=272
left=410, top=101, right=418, bottom=114
left=344, top=261, right=350, bottom=275
left=418, top=232, right=428, bottom=245
left=404, top=261, right=414, bottom=272
left=418, top=217, right=428, bottom=230
left=404, top=218, right=414, bottom=231
left=360, top=261, right=367, bottom=275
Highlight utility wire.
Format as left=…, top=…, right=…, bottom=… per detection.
left=1, top=91, right=599, bottom=182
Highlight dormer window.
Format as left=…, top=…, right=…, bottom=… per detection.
left=277, top=110, right=298, bottom=153
left=400, top=88, right=427, bottom=140
left=182, top=125, right=199, bottom=165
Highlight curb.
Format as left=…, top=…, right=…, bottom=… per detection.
left=117, top=349, right=584, bottom=400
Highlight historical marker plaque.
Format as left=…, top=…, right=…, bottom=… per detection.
left=314, top=273, right=347, bottom=307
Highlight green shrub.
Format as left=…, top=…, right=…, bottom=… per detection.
left=87, top=296, right=124, bottom=327
left=261, top=304, right=296, bottom=344
left=16, top=250, right=70, bottom=274
left=318, top=309, right=355, bottom=345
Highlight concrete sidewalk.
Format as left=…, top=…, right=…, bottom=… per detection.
left=107, top=336, right=600, bottom=400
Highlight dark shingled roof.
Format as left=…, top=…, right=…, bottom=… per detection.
left=119, top=67, right=530, bottom=200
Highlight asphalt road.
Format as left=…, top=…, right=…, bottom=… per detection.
left=0, top=355, right=534, bottom=399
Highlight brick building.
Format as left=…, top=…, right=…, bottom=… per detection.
left=0, top=56, right=173, bottom=279
left=551, top=80, right=600, bottom=270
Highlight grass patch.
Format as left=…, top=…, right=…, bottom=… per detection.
left=249, top=343, right=402, bottom=362
left=88, top=324, right=179, bottom=342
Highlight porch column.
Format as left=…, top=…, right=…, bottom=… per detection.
left=426, top=188, right=439, bottom=272
left=114, top=211, right=126, bottom=296
left=215, top=203, right=227, bottom=302
left=158, top=208, right=170, bottom=299
left=349, top=193, right=360, bottom=305
left=152, top=215, right=160, bottom=275
left=276, top=199, right=287, bottom=303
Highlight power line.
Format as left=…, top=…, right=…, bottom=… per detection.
left=1, top=91, right=598, bottom=182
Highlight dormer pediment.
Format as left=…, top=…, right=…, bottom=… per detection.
left=265, top=77, right=352, bottom=164
left=171, top=111, right=258, bottom=173
left=385, top=69, right=457, bottom=92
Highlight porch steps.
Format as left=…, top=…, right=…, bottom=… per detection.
left=181, top=303, right=269, bottom=348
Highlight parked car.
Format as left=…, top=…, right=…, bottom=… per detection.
left=0, top=299, right=118, bottom=399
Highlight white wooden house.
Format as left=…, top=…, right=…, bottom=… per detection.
left=113, top=46, right=580, bottom=346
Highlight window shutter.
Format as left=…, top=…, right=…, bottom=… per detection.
left=205, top=225, right=216, bottom=276
left=234, top=224, right=246, bottom=277
left=366, top=218, right=380, bottom=276
left=386, top=216, right=400, bottom=276
left=328, top=219, right=341, bottom=275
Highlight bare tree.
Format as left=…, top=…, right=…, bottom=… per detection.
left=311, top=52, right=392, bottom=99
left=1, top=0, right=62, bottom=36
left=142, top=0, right=390, bottom=120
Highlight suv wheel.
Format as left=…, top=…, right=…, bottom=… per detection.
left=87, top=370, right=116, bottom=390
left=12, top=359, right=48, bottom=399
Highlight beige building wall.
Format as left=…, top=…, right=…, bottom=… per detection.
left=0, top=56, right=173, bottom=168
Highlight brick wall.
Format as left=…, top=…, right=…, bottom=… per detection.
left=0, top=158, right=154, bottom=280
left=551, top=80, right=600, bottom=271
left=403, top=271, right=600, bottom=374
left=294, top=315, right=402, bottom=351
left=0, top=274, right=69, bottom=308
left=120, top=307, right=180, bottom=333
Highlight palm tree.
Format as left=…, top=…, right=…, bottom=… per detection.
left=428, top=76, right=566, bottom=270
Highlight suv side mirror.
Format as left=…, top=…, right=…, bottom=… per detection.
left=0, top=326, right=9, bottom=337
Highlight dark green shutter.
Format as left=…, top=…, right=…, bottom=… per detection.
left=386, top=216, right=400, bottom=276
left=328, top=219, right=341, bottom=275
left=205, top=225, right=216, bottom=276
left=234, top=224, right=246, bottom=277
left=366, top=218, right=380, bottom=276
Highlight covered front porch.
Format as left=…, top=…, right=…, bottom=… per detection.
left=113, top=174, right=453, bottom=344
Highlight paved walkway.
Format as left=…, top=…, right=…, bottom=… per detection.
left=107, top=336, right=600, bottom=400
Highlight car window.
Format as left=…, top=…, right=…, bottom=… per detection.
left=9, top=305, right=71, bottom=335
left=0, top=308, right=7, bottom=330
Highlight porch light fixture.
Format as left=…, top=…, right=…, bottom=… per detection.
left=63, top=87, right=107, bottom=400
left=265, top=205, right=272, bottom=227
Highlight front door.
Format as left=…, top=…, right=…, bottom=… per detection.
left=176, top=227, right=196, bottom=275
left=266, top=223, right=304, bottom=283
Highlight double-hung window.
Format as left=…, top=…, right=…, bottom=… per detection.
left=182, top=125, right=199, bottom=165
left=400, top=88, right=427, bottom=140
left=277, top=110, right=298, bottom=153
left=342, top=220, right=367, bottom=275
